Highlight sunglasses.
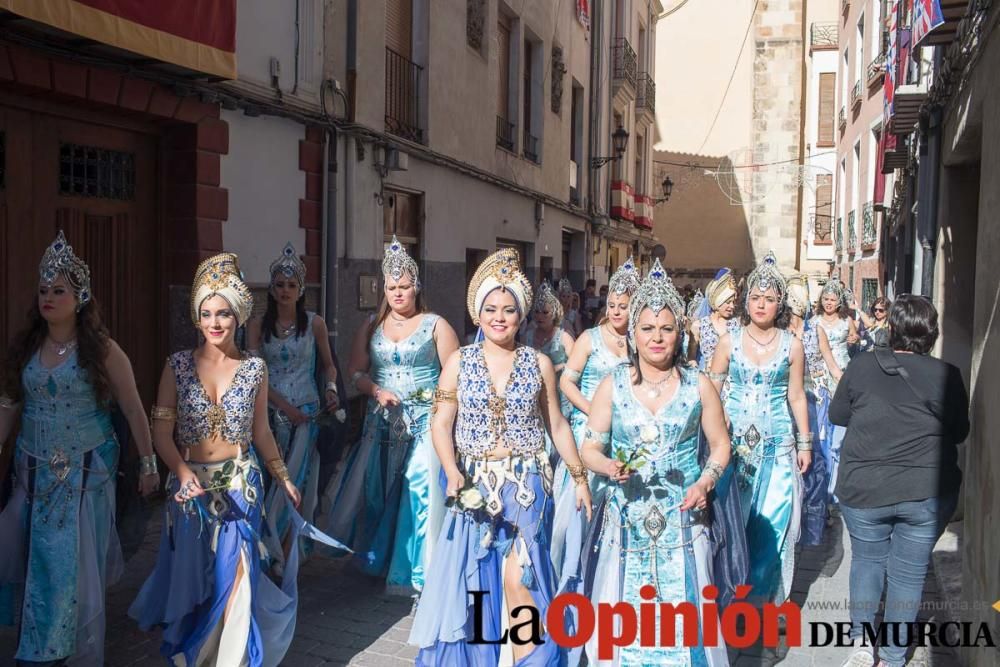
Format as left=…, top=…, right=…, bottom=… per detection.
left=873, top=308, right=885, bottom=313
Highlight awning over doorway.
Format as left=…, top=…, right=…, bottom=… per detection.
left=0, top=0, right=236, bottom=79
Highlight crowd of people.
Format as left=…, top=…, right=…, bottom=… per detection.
left=0, top=231, right=968, bottom=667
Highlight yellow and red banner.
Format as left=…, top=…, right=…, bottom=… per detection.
left=0, top=0, right=236, bottom=79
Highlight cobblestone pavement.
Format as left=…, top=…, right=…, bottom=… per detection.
left=1, top=509, right=959, bottom=666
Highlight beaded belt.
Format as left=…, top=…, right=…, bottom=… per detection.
left=458, top=448, right=552, bottom=516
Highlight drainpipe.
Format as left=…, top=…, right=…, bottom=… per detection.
left=323, top=126, right=340, bottom=343
left=587, top=0, right=603, bottom=277
left=919, top=109, right=942, bottom=299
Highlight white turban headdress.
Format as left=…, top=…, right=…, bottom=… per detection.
left=191, top=253, right=254, bottom=326
left=467, top=248, right=533, bottom=326
left=705, top=268, right=737, bottom=311
left=785, top=274, right=811, bottom=318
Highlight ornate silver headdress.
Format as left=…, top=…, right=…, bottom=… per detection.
left=744, top=251, right=787, bottom=304
left=820, top=277, right=847, bottom=305
left=269, top=242, right=307, bottom=297
left=608, top=256, right=641, bottom=295
left=686, top=289, right=705, bottom=319
left=382, top=235, right=420, bottom=291
left=627, top=258, right=686, bottom=350
left=39, top=230, right=92, bottom=309
left=556, top=277, right=574, bottom=297
left=534, top=280, right=564, bottom=326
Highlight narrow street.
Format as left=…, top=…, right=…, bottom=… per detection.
left=0, top=507, right=960, bottom=666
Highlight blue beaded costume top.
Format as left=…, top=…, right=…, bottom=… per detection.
left=579, top=327, right=629, bottom=400
left=724, top=328, right=794, bottom=442
left=455, top=344, right=545, bottom=457
left=801, top=319, right=827, bottom=391
left=696, top=315, right=742, bottom=371
left=369, top=314, right=441, bottom=396
left=170, top=351, right=265, bottom=447
left=260, top=312, right=319, bottom=408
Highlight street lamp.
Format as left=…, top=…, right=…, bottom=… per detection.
left=590, top=126, right=629, bottom=168
left=653, top=175, right=674, bottom=205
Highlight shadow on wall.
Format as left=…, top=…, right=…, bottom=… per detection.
left=652, top=151, right=755, bottom=281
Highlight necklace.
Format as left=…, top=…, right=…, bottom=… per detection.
left=389, top=312, right=411, bottom=328
left=745, top=328, right=778, bottom=356
left=605, top=324, right=627, bottom=349
left=277, top=320, right=296, bottom=337
left=47, top=336, right=77, bottom=356
left=641, top=368, right=675, bottom=398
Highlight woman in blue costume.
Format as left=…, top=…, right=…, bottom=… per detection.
left=581, top=259, right=731, bottom=666
left=813, top=279, right=852, bottom=504
left=553, top=258, right=639, bottom=588
left=321, top=236, right=459, bottom=594
left=247, top=243, right=340, bottom=574
left=785, top=275, right=842, bottom=546
left=687, top=268, right=741, bottom=372
left=0, top=232, right=159, bottom=666
left=708, top=252, right=812, bottom=605
left=129, top=253, right=342, bottom=666
left=409, top=248, right=592, bottom=666
left=524, top=280, right=575, bottom=425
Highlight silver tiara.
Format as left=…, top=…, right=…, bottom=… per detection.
left=382, top=235, right=420, bottom=290
left=557, top=277, right=574, bottom=296
left=534, top=280, right=564, bottom=323
left=686, top=289, right=705, bottom=318
left=628, top=258, right=686, bottom=348
left=269, top=242, right=307, bottom=296
left=745, top=251, right=787, bottom=302
left=39, top=230, right=92, bottom=308
left=821, top=277, right=846, bottom=302
left=608, top=256, right=641, bottom=295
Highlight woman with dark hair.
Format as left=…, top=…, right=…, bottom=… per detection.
left=0, top=231, right=158, bottom=665
left=831, top=295, right=968, bottom=667
left=321, top=236, right=458, bottom=595
left=581, top=259, right=731, bottom=665
left=709, top=252, right=812, bottom=605
left=855, top=296, right=891, bottom=352
left=247, top=243, right=340, bottom=575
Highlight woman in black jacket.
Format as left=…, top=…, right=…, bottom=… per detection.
left=830, top=295, right=969, bottom=667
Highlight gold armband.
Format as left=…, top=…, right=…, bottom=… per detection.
left=151, top=406, right=177, bottom=421
left=266, top=458, right=291, bottom=482
left=432, top=388, right=458, bottom=414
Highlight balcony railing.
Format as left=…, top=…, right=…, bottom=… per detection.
left=612, top=37, right=637, bottom=89
left=867, top=51, right=886, bottom=86
left=862, top=201, right=877, bottom=247
left=850, top=80, right=862, bottom=109
left=637, top=73, right=655, bottom=114
left=838, top=106, right=847, bottom=130
left=847, top=210, right=858, bottom=251
left=496, top=116, right=515, bottom=151
left=810, top=22, right=838, bottom=50
left=385, top=47, right=423, bottom=143
left=523, top=129, right=539, bottom=163
left=835, top=216, right=843, bottom=252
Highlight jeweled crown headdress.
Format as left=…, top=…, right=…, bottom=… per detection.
left=820, top=277, right=847, bottom=305
left=382, top=235, right=421, bottom=291
left=269, top=242, right=307, bottom=297
left=467, top=248, right=533, bottom=325
left=556, top=277, right=574, bottom=297
left=686, top=289, right=705, bottom=319
left=39, top=230, right=92, bottom=308
left=785, top=273, right=811, bottom=318
left=608, top=256, right=641, bottom=296
left=191, top=252, right=254, bottom=326
left=627, top=258, right=687, bottom=348
left=534, top=280, right=564, bottom=326
left=705, top=267, right=737, bottom=310
left=744, top=251, right=787, bottom=304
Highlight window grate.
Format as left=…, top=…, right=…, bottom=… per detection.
left=58, top=143, right=135, bottom=200
left=861, top=279, right=879, bottom=312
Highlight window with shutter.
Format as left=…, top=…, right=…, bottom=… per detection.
left=385, top=0, right=412, bottom=58
left=818, top=72, right=836, bottom=147
left=814, top=174, right=833, bottom=244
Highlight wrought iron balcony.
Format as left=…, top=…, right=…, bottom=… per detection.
left=523, top=129, right=539, bottom=163
left=637, top=73, right=655, bottom=114
left=862, top=201, right=877, bottom=247
left=496, top=116, right=515, bottom=151
left=385, top=47, right=423, bottom=143
left=850, top=79, right=862, bottom=109
left=838, top=106, right=846, bottom=130
left=810, top=22, right=838, bottom=50
left=847, top=210, right=858, bottom=251
left=867, top=51, right=886, bottom=86
left=835, top=216, right=843, bottom=252
left=612, top=38, right=637, bottom=89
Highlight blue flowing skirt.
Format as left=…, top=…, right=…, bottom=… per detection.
left=799, top=387, right=831, bottom=546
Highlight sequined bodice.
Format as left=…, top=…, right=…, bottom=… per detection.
left=260, top=312, right=318, bottom=407
left=800, top=319, right=827, bottom=392
left=817, top=317, right=850, bottom=368
left=724, top=328, right=794, bottom=440
left=20, top=350, right=112, bottom=455
left=171, top=351, right=265, bottom=448
left=608, top=365, right=703, bottom=492
left=454, top=344, right=545, bottom=457
left=697, top=315, right=741, bottom=371
left=579, top=327, right=629, bottom=400
left=370, top=314, right=441, bottom=396
left=532, top=328, right=568, bottom=368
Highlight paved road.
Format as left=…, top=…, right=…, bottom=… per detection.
left=1, top=508, right=958, bottom=666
